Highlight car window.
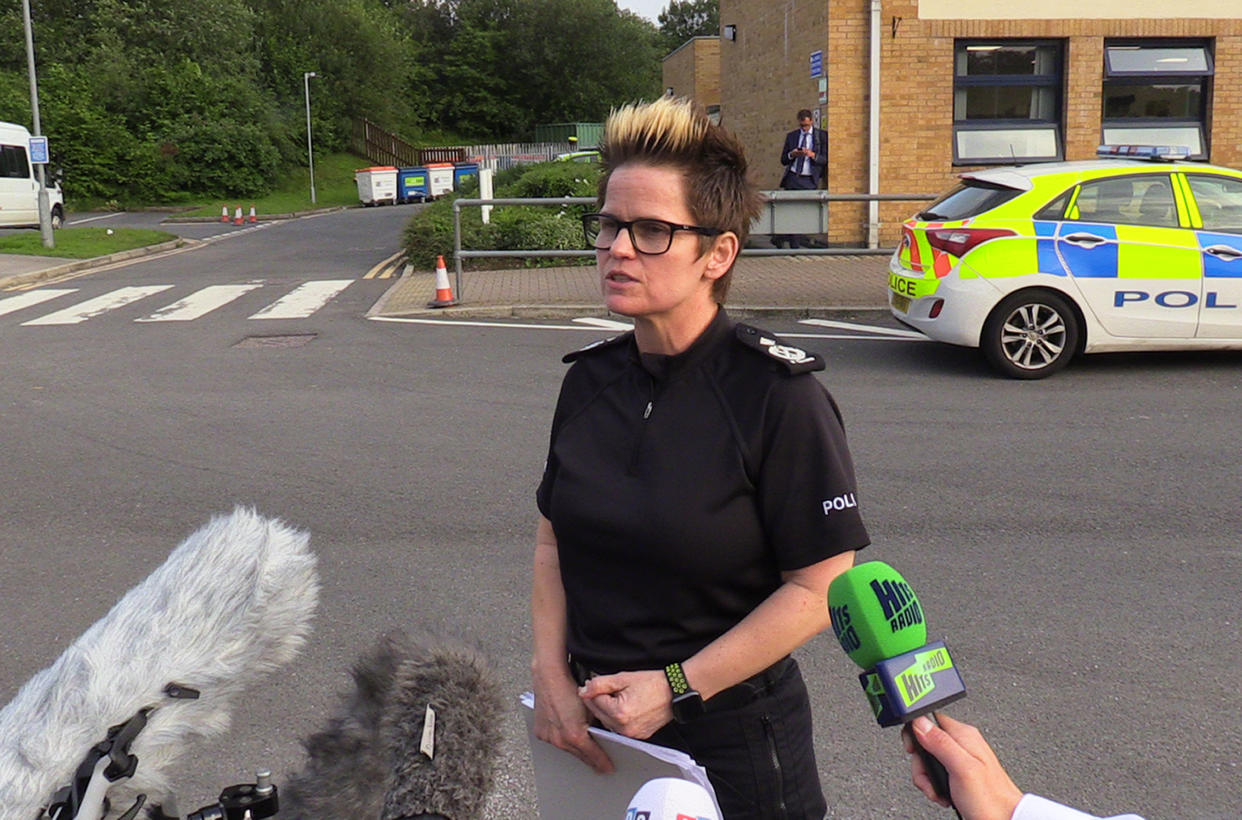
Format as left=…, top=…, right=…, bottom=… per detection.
left=1034, top=190, right=1073, bottom=220
left=0, top=145, right=30, bottom=179
left=917, top=181, right=1022, bottom=221
left=1185, top=174, right=1242, bottom=234
left=1069, top=175, right=1176, bottom=227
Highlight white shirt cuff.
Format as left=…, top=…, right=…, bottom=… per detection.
left=1013, top=793, right=1147, bottom=820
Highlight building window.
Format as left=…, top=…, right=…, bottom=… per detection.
left=1102, top=40, right=1212, bottom=159
left=953, top=40, right=1063, bottom=165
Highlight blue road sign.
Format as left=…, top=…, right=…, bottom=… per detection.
left=810, top=50, right=824, bottom=79
left=29, top=136, right=48, bottom=164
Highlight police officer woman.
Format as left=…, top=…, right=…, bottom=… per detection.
left=531, top=96, right=870, bottom=819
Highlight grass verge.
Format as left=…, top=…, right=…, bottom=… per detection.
left=0, top=227, right=177, bottom=258
left=177, top=153, right=370, bottom=217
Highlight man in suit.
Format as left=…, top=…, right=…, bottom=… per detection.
left=778, top=109, right=827, bottom=248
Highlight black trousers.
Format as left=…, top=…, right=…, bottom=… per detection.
left=646, top=659, right=826, bottom=820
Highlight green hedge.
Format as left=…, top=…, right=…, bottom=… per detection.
left=402, top=160, right=600, bottom=271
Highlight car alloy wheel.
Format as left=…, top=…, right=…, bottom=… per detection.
left=982, top=290, right=1080, bottom=379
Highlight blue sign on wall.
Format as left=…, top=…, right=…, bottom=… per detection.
left=810, top=50, right=824, bottom=79
left=28, top=136, right=48, bottom=164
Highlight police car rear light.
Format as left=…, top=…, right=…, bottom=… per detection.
left=925, top=228, right=1017, bottom=257
left=1096, top=144, right=1191, bottom=161
left=929, top=299, right=945, bottom=319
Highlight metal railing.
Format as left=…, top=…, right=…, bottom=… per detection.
left=447, top=192, right=939, bottom=300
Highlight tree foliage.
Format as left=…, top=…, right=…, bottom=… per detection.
left=0, top=0, right=662, bottom=203
left=407, top=0, right=661, bottom=140
left=658, top=0, right=719, bottom=53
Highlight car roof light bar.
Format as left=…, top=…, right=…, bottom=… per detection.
left=1096, top=144, right=1191, bottom=161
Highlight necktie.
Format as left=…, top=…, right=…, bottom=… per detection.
left=800, top=131, right=811, bottom=175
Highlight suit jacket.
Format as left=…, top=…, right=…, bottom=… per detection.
left=780, top=127, right=828, bottom=187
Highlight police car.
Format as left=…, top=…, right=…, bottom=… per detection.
left=889, top=145, right=1242, bottom=378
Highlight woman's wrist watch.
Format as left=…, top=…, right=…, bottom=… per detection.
left=664, top=662, right=705, bottom=723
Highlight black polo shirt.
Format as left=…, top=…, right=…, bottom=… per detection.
left=537, top=309, right=869, bottom=673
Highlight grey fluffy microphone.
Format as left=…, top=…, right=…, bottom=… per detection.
left=0, top=507, right=319, bottom=816
left=280, top=629, right=504, bottom=820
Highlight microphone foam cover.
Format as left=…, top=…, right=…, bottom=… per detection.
left=828, top=560, right=927, bottom=669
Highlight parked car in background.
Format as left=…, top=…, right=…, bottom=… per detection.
left=0, top=121, right=64, bottom=229
left=554, top=148, right=601, bottom=163
left=889, top=146, right=1242, bottom=378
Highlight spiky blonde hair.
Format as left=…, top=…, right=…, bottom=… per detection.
left=598, top=96, right=763, bottom=302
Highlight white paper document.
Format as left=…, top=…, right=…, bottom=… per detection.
left=520, top=691, right=721, bottom=819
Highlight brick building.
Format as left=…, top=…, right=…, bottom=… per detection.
left=706, top=0, right=1242, bottom=245
left=662, top=36, right=722, bottom=122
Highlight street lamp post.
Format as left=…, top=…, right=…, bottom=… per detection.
left=21, top=0, right=53, bottom=249
left=303, top=71, right=317, bottom=205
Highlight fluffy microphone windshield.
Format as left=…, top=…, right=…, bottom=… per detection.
left=0, top=507, right=319, bottom=815
left=280, top=630, right=504, bottom=820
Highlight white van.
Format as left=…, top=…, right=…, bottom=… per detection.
left=0, top=122, right=64, bottom=229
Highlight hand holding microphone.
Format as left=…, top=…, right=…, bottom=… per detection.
left=903, top=713, right=1022, bottom=820
left=827, top=561, right=967, bottom=812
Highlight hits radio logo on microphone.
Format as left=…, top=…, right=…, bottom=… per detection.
left=830, top=603, right=861, bottom=652
left=869, top=577, right=924, bottom=633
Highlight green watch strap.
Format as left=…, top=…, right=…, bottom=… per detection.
left=664, top=662, right=690, bottom=696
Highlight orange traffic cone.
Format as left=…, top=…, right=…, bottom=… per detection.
left=233, top=206, right=244, bottom=226
left=248, top=204, right=257, bottom=223
left=427, top=255, right=459, bottom=308
left=220, top=205, right=229, bottom=223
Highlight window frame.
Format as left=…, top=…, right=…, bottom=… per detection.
left=1102, top=39, right=1213, bottom=161
left=952, top=39, right=1065, bottom=166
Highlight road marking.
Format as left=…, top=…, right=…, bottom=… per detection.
left=201, top=221, right=278, bottom=243
left=371, top=315, right=926, bottom=341
left=573, top=317, right=632, bottom=331
left=363, top=249, right=405, bottom=279
left=249, top=280, right=353, bottom=319
left=371, top=316, right=606, bottom=331
left=799, top=318, right=928, bottom=339
left=67, top=213, right=124, bottom=225
left=135, top=284, right=264, bottom=322
left=22, top=286, right=175, bottom=325
left=0, top=288, right=77, bottom=317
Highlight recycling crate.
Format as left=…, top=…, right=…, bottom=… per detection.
left=453, top=162, right=479, bottom=191
left=355, top=166, right=398, bottom=206
left=397, top=167, right=430, bottom=203
left=425, top=163, right=455, bottom=198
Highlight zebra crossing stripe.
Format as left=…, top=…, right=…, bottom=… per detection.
left=0, top=289, right=77, bottom=317
left=22, top=286, right=175, bottom=326
left=135, top=284, right=264, bottom=323
left=248, top=280, right=353, bottom=320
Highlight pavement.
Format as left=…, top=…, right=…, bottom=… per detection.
left=370, top=253, right=894, bottom=319
left=1, top=235, right=895, bottom=319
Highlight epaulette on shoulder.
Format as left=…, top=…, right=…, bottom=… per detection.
left=562, top=332, right=632, bottom=363
left=734, top=323, right=825, bottom=374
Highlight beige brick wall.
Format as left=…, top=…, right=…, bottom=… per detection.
left=662, top=37, right=722, bottom=108
left=720, top=1, right=1242, bottom=245
left=719, top=1, right=829, bottom=189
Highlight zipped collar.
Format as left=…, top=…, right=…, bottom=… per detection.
left=636, top=307, right=732, bottom=382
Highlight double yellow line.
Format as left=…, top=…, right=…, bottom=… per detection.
left=362, top=249, right=408, bottom=280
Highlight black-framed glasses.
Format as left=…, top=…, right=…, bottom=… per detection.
left=582, top=212, right=722, bottom=255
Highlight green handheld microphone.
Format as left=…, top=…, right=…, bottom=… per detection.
left=828, top=560, right=927, bottom=670
left=828, top=561, right=966, bottom=810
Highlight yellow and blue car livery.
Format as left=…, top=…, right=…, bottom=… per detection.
left=889, top=151, right=1242, bottom=378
